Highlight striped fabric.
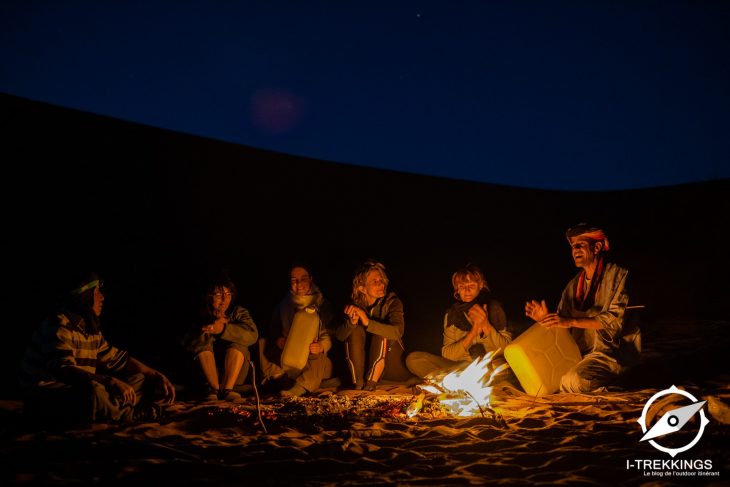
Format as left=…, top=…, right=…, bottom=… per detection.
left=19, top=312, right=129, bottom=387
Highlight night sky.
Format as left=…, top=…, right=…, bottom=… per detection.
left=1, top=1, right=728, bottom=190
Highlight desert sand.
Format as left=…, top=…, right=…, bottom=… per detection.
left=2, top=93, right=729, bottom=487
left=3, top=319, right=728, bottom=486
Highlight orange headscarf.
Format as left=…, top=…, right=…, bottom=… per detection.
left=565, top=223, right=610, bottom=251
left=565, top=224, right=610, bottom=310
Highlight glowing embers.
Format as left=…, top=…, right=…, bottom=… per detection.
left=411, top=350, right=508, bottom=417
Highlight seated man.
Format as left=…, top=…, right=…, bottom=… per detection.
left=19, top=272, right=175, bottom=423
left=406, top=264, right=512, bottom=379
left=525, top=223, right=641, bottom=393
left=259, top=263, right=334, bottom=397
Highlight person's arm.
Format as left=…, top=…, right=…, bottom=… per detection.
left=45, top=318, right=141, bottom=405
left=335, top=312, right=356, bottom=341
left=590, top=270, right=629, bottom=340
left=525, top=299, right=549, bottom=322
left=363, top=295, right=404, bottom=341
left=441, top=315, right=472, bottom=362
left=181, top=323, right=214, bottom=354
left=44, top=316, right=122, bottom=381
left=123, top=356, right=176, bottom=403
left=542, top=315, right=604, bottom=329
left=477, top=301, right=512, bottom=353
left=312, top=325, right=332, bottom=354
left=544, top=268, right=629, bottom=337
left=566, top=270, right=629, bottom=342
left=545, top=301, right=604, bottom=329
left=219, top=306, right=259, bottom=346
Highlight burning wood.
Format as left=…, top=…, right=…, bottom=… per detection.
left=412, top=350, right=509, bottom=418
left=211, top=393, right=452, bottom=432
left=406, top=392, right=425, bottom=418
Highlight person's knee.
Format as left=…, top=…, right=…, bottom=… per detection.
left=405, top=351, right=427, bottom=370
left=562, top=353, right=621, bottom=393
left=88, top=379, right=124, bottom=420
left=349, top=326, right=366, bottom=341
left=560, top=368, right=592, bottom=393
left=346, top=332, right=366, bottom=357
left=227, top=345, right=245, bottom=359
left=560, top=366, right=613, bottom=393
left=323, top=356, right=333, bottom=379
left=225, top=344, right=247, bottom=366
left=196, top=350, right=215, bottom=360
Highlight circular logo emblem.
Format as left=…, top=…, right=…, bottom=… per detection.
left=637, top=385, right=709, bottom=457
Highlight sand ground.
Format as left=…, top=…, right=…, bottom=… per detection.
left=2, top=320, right=729, bottom=486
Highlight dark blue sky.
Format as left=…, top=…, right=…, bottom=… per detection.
left=1, top=1, right=728, bottom=190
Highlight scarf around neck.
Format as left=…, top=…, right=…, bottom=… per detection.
left=279, top=284, right=324, bottom=336
left=446, top=289, right=492, bottom=332
left=574, top=255, right=606, bottom=311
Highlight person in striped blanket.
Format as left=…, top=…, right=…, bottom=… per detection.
left=19, top=271, right=175, bottom=423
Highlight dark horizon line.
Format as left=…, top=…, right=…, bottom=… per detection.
left=4, top=90, right=729, bottom=194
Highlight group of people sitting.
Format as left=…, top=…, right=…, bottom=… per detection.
left=184, top=259, right=414, bottom=403
left=18, top=223, right=641, bottom=423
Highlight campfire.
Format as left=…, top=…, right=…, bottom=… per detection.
left=409, top=350, right=508, bottom=418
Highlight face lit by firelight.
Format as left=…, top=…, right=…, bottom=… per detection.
left=290, top=267, right=313, bottom=296
left=455, top=277, right=481, bottom=303
left=209, top=286, right=232, bottom=315
left=92, top=286, right=104, bottom=316
left=569, top=236, right=601, bottom=269
left=361, top=269, right=387, bottom=304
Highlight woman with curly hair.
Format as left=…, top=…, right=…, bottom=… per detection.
left=335, top=261, right=406, bottom=391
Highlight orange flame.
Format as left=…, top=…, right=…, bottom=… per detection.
left=416, top=350, right=508, bottom=417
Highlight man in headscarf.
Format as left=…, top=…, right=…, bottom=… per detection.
left=19, top=271, right=176, bottom=423
left=525, top=223, right=640, bottom=393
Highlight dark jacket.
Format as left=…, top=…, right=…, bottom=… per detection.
left=336, top=291, right=405, bottom=346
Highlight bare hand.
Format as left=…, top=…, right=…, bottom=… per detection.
left=148, top=370, right=176, bottom=403
left=525, top=299, right=549, bottom=322
left=276, top=336, right=287, bottom=350
left=202, top=316, right=227, bottom=335
left=538, top=313, right=571, bottom=329
left=467, top=304, right=493, bottom=337
left=109, top=377, right=137, bottom=405
left=344, top=305, right=368, bottom=326
left=309, top=341, right=324, bottom=354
